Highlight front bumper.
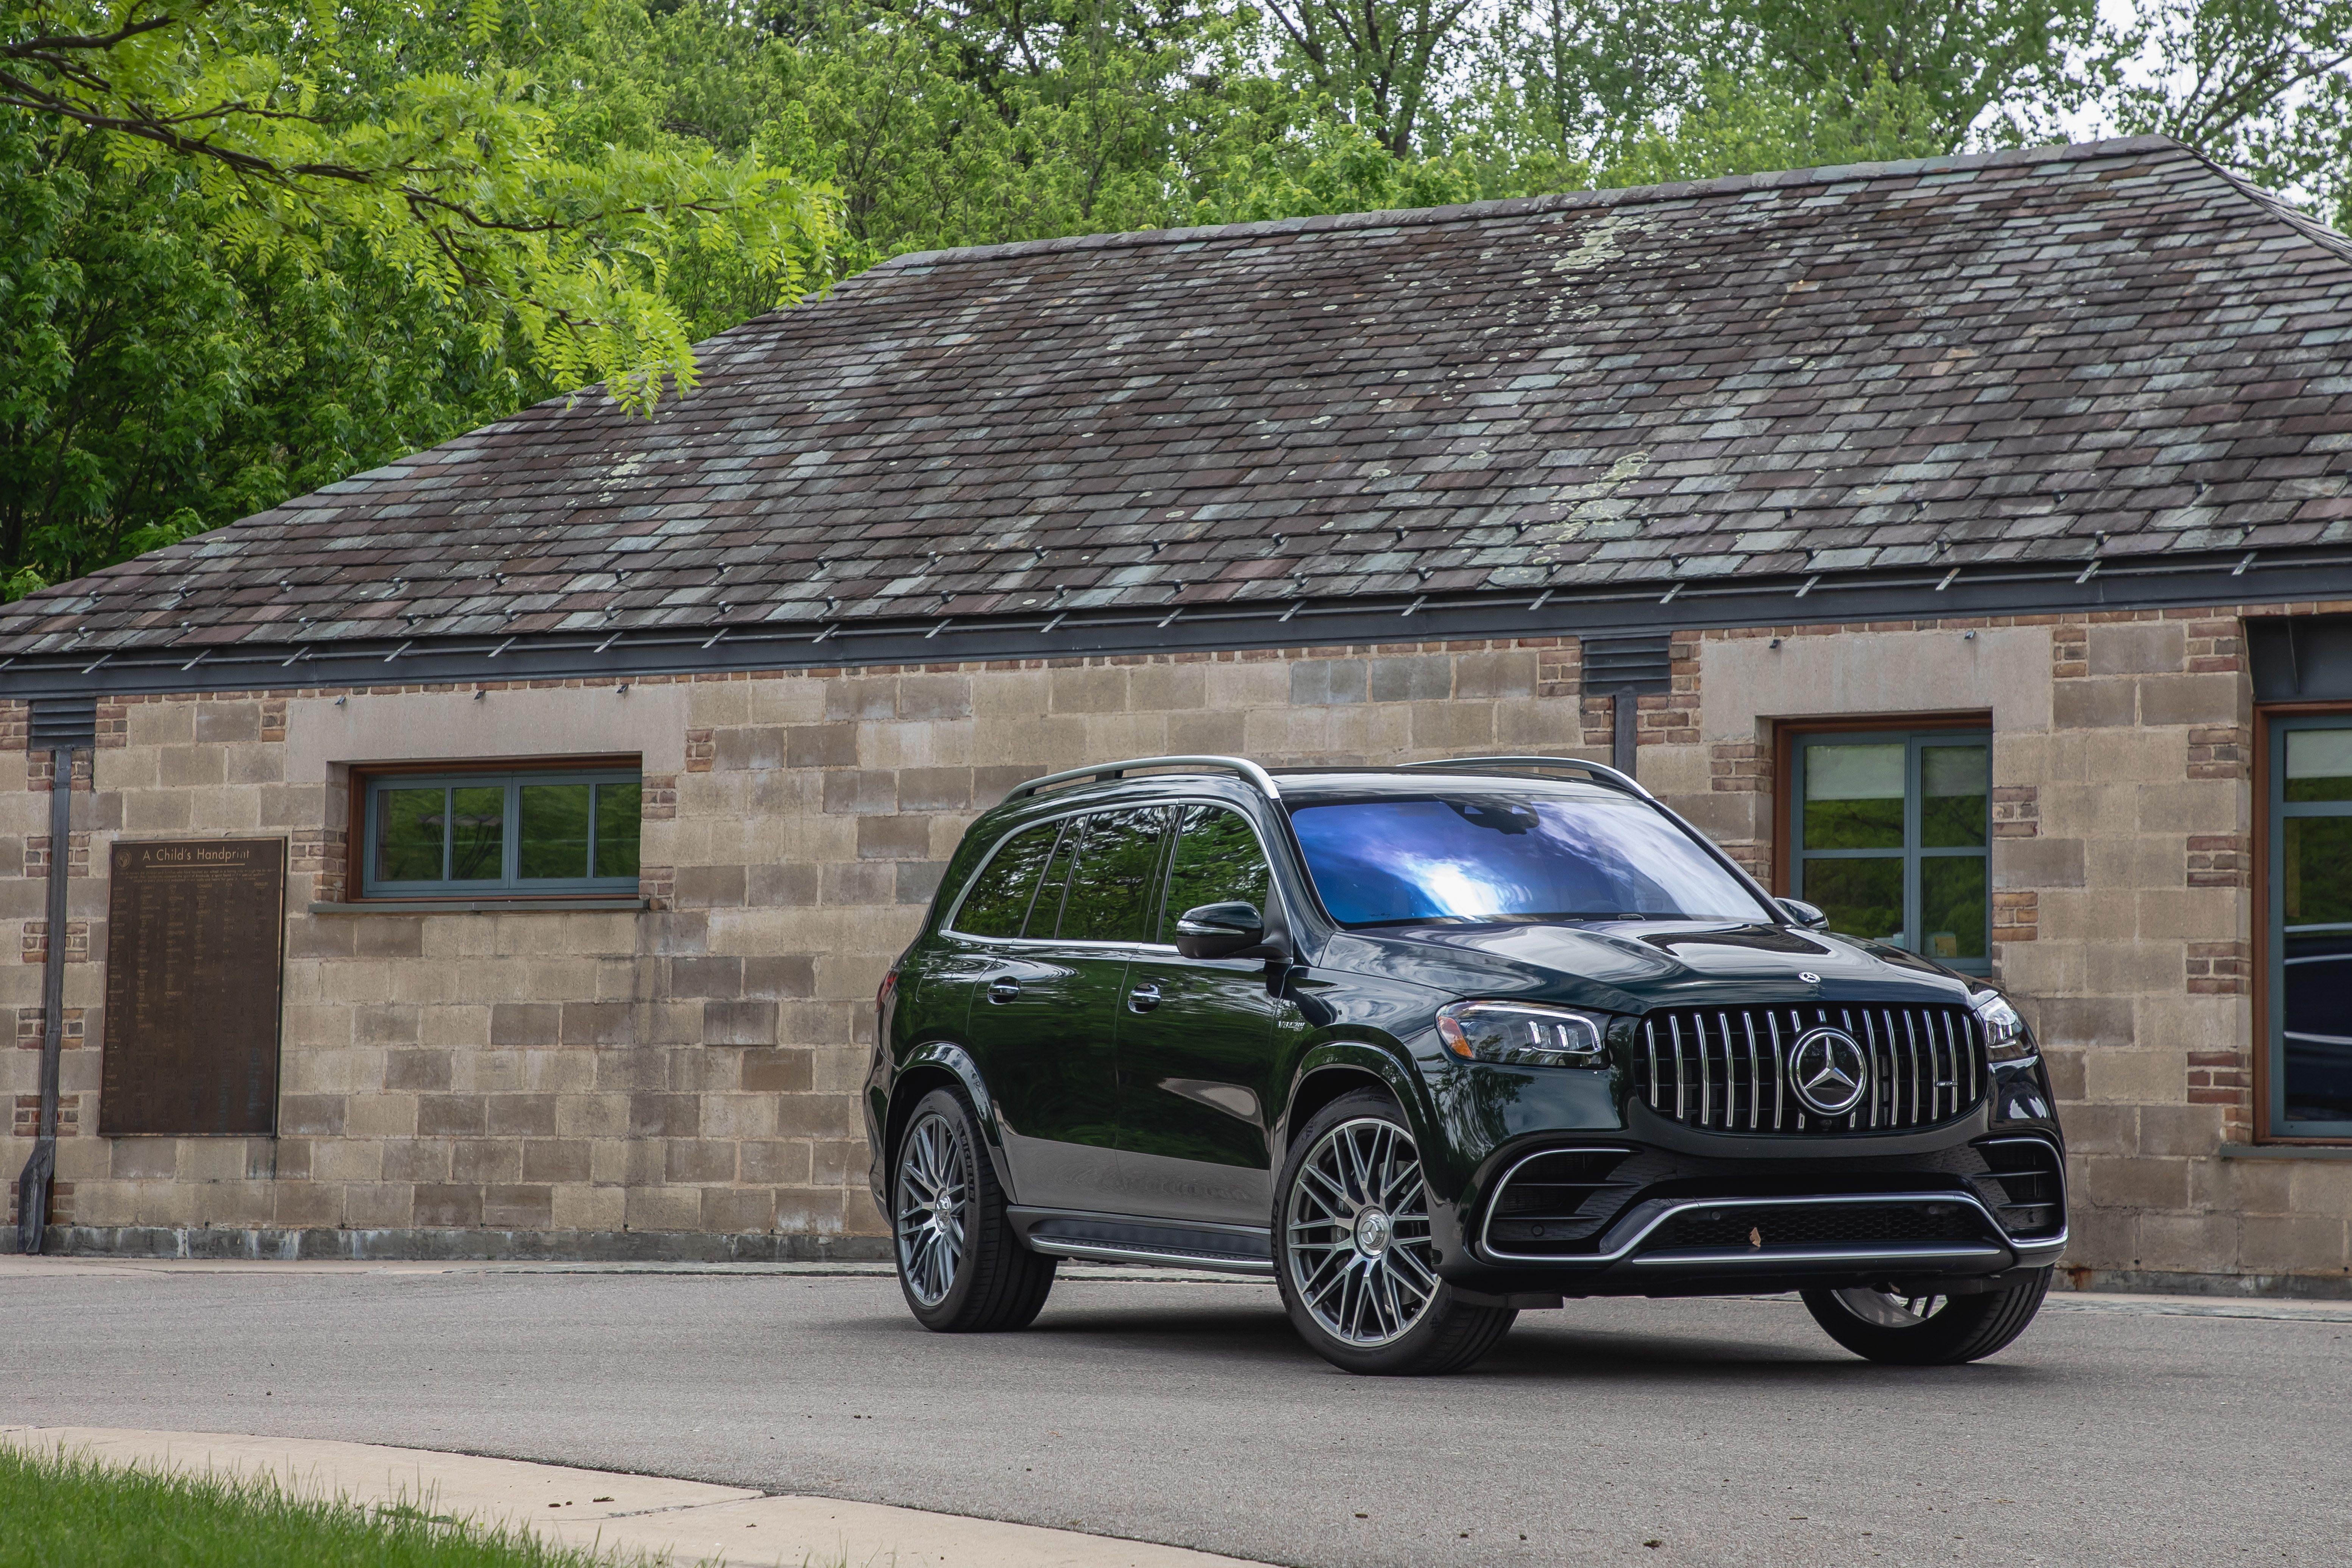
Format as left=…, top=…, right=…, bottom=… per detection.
left=1433, top=1100, right=2067, bottom=1298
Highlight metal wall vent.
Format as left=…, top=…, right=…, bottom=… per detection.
left=1582, top=635, right=1672, bottom=696
left=27, top=697, right=96, bottom=750
left=2248, top=615, right=2352, bottom=702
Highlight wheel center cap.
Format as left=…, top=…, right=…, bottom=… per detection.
left=1353, top=1207, right=1392, bottom=1256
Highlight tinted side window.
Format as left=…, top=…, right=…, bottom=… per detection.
left=1160, top=805, right=1273, bottom=939
left=1060, top=807, right=1169, bottom=942
left=955, top=821, right=1063, bottom=937
left=1024, top=821, right=1082, bottom=938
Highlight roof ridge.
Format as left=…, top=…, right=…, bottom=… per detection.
left=872, top=135, right=2191, bottom=272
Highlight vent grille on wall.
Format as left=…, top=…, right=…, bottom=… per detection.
left=27, top=697, right=96, bottom=750
left=1582, top=635, right=1672, bottom=695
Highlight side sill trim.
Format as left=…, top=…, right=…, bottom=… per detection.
left=1025, top=1238, right=1275, bottom=1276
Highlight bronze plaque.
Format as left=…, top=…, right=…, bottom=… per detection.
left=100, top=839, right=287, bottom=1136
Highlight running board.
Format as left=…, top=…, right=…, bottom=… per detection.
left=1010, top=1207, right=1275, bottom=1277
left=1027, top=1238, right=1276, bottom=1275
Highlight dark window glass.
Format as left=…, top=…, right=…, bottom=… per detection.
left=1802, top=743, right=1904, bottom=849
left=1060, top=807, right=1169, bottom=942
left=1160, top=806, right=1272, bottom=939
left=377, top=788, right=446, bottom=882
left=957, top=821, right=1064, bottom=937
left=1792, top=732, right=1991, bottom=972
left=593, top=782, right=641, bottom=879
left=1804, top=857, right=1904, bottom=943
left=2276, top=722, right=2352, bottom=1132
left=519, top=783, right=593, bottom=878
left=363, top=769, right=640, bottom=896
left=1024, top=820, right=1082, bottom=938
left=448, top=786, right=507, bottom=882
left=1289, top=793, right=1769, bottom=927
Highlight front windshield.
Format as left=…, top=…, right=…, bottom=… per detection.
left=1287, top=793, right=1774, bottom=928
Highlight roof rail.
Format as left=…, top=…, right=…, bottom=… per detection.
left=1392, top=755, right=1656, bottom=800
left=1004, top=755, right=1283, bottom=802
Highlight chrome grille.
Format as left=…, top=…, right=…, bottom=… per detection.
left=1634, top=1004, right=1984, bottom=1134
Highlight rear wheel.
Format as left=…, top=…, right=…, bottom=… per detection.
left=893, top=1087, right=1056, bottom=1332
left=1274, top=1089, right=1515, bottom=1375
left=1800, top=1268, right=2051, bottom=1365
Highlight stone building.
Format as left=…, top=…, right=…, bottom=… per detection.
left=5, top=135, right=2352, bottom=1293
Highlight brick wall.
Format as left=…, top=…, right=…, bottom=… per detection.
left=3, top=615, right=2347, bottom=1287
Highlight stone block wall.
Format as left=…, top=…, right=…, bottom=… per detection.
left=4, top=613, right=2349, bottom=1290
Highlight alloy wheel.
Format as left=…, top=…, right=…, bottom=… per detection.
left=895, top=1111, right=970, bottom=1307
left=1831, top=1287, right=1950, bottom=1328
left=1286, top=1115, right=1440, bottom=1348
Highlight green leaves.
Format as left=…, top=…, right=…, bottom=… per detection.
left=1, top=0, right=837, bottom=412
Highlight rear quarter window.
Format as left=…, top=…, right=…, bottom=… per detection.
left=952, top=820, right=1064, bottom=937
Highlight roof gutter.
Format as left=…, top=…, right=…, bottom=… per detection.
left=2, top=545, right=2349, bottom=702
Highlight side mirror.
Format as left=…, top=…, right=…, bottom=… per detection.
left=1779, top=897, right=1829, bottom=930
left=1176, top=902, right=1277, bottom=960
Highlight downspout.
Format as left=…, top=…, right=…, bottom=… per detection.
left=1611, top=686, right=1638, bottom=779
left=15, top=739, right=75, bottom=1254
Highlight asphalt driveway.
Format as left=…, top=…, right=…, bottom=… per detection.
left=1, top=1260, right=2343, bottom=1568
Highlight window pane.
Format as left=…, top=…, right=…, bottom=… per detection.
left=1161, top=806, right=1272, bottom=940
left=2285, top=816, right=2352, bottom=927
left=376, top=788, right=446, bottom=882
left=2286, top=728, right=2352, bottom=803
left=2283, top=933, right=2352, bottom=1123
left=1803, top=743, right=1904, bottom=849
left=1920, top=745, right=1989, bottom=848
left=1801, top=857, right=1904, bottom=944
left=958, top=822, right=1063, bottom=937
left=519, top=783, right=592, bottom=879
left=594, top=782, right=641, bottom=880
left=1060, top=807, right=1167, bottom=942
left=1920, top=855, right=1987, bottom=961
left=1025, top=820, right=1082, bottom=938
left=448, top=785, right=506, bottom=882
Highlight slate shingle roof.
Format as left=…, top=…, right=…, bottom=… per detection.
left=8, top=134, right=2352, bottom=659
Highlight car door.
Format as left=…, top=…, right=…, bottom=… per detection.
left=1114, top=803, right=1291, bottom=1226
left=960, top=805, right=1168, bottom=1212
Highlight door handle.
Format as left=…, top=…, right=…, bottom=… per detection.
left=987, top=979, right=1021, bottom=1004
left=1127, top=982, right=1163, bottom=1014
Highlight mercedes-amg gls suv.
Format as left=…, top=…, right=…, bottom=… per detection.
left=866, top=755, right=2066, bottom=1375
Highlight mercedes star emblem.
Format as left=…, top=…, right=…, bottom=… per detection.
left=1797, top=970, right=1821, bottom=984
left=1789, top=1026, right=1870, bottom=1116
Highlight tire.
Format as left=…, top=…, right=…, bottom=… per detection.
left=891, top=1086, right=1057, bottom=1332
left=1800, top=1268, right=2052, bottom=1365
left=1273, top=1088, right=1515, bottom=1376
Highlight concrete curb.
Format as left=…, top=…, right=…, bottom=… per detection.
left=0, top=1426, right=1275, bottom=1568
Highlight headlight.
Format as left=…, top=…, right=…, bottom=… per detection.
left=1436, top=1001, right=1609, bottom=1068
left=1970, top=988, right=2035, bottom=1062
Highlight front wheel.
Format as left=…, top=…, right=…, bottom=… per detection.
left=893, top=1087, right=1057, bottom=1332
left=1273, top=1089, right=1515, bottom=1375
left=1800, top=1268, right=2051, bottom=1365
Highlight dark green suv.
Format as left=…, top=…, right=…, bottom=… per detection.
left=865, top=756, right=2066, bottom=1375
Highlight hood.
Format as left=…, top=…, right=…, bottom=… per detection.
left=1339, top=919, right=1972, bottom=1013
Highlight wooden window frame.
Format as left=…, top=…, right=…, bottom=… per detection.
left=2255, top=703, right=2352, bottom=1144
left=343, top=753, right=641, bottom=904
left=1772, top=712, right=1996, bottom=974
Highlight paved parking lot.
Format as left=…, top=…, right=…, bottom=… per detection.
left=2, top=1259, right=2344, bottom=1567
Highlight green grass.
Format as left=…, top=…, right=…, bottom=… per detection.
left=0, top=1443, right=673, bottom=1568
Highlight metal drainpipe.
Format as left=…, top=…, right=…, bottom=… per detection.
left=15, top=744, right=73, bottom=1254
left=1611, top=686, right=1639, bottom=779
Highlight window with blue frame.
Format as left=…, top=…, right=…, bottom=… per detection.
left=362, top=769, right=641, bottom=897
left=2270, top=717, right=2352, bottom=1136
left=1789, top=730, right=1992, bottom=974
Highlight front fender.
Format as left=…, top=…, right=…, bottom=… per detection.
left=869, top=1039, right=1019, bottom=1211
left=1277, top=1038, right=1442, bottom=1179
